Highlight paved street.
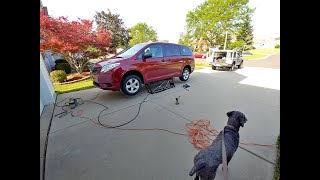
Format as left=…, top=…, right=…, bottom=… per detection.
left=41, top=54, right=280, bottom=180
left=196, top=53, right=280, bottom=69
left=244, top=54, right=280, bottom=69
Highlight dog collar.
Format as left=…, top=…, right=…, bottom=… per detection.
left=226, top=125, right=238, bottom=131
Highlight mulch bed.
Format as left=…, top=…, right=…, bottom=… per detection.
left=53, top=72, right=92, bottom=85
left=67, top=72, right=91, bottom=81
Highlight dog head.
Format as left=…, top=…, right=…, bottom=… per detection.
left=226, top=111, right=248, bottom=129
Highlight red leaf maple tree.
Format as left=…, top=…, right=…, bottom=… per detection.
left=40, top=12, right=112, bottom=74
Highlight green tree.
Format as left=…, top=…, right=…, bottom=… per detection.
left=94, top=9, right=131, bottom=49
left=178, top=32, right=194, bottom=49
left=129, top=23, right=157, bottom=46
left=230, top=40, right=245, bottom=50
left=183, top=0, right=254, bottom=51
left=236, top=7, right=254, bottom=50
left=178, top=32, right=189, bottom=45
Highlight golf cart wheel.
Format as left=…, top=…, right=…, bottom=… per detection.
left=212, top=65, right=216, bottom=70
left=229, top=63, right=235, bottom=71
left=238, top=61, right=244, bottom=69
left=121, top=74, right=142, bottom=96
left=179, top=67, right=190, bottom=81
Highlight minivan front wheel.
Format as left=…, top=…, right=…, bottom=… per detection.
left=179, top=67, right=190, bottom=81
left=121, top=75, right=142, bottom=96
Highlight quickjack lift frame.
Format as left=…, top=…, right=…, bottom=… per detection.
left=145, top=78, right=175, bottom=94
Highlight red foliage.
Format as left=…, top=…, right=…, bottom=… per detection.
left=40, top=13, right=112, bottom=73
left=40, top=13, right=111, bottom=58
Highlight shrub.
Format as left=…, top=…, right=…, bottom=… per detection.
left=55, top=63, right=71, bottom=74
left=50, top=70, right=67, bottom=83
left=55, top=59, right=68, bottom=64
left=274, top=44, right=280, bottom=48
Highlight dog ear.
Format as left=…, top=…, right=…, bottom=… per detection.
left=226, top=111, right=235, bottom=117
left=189, top=159, right=205, bottom=176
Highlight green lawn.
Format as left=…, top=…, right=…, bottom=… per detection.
left=242, top=54, right=267, bottom=60
left=249, top=48, right=280, bottom=54
left=195, top=62, right=211, bottom=67
left=194, top=62, right=211, bottom=70
left=54, top=79, right=95, bottom=94
left=242, top=48, right=280, bottom=60
left=195, top=66, right=204, bottom=70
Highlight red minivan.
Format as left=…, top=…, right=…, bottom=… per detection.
left=91, top=42, right=195, bottom=96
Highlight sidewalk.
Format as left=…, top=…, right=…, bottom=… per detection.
left=40, top=104, right=55, bottom=180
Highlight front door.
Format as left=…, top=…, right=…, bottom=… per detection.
left=139, top=44, right=171, bottom=83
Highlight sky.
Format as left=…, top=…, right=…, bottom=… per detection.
left=41, top=0, right=280, bottom=43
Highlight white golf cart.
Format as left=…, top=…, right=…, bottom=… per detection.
left=206, top=48, right=244, bottom=71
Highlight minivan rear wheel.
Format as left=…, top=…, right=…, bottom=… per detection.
left=121, top=75, right=142, bottom=96
left=179, top=67, right=190, bottom=81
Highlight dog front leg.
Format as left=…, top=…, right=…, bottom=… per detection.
left=194, top=175, right=199, bottom=180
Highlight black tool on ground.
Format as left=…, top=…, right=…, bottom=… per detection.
left=54, top=98, right=84, bottom=118
left=182, top=84, right=190, bottom=91
left=175, top=96, right=181, bottom=105
left=145, top=78, right=175, bottom=94
left=65, top=98, right=83, bottom=109
left=182, top=84, right=190, bottom=88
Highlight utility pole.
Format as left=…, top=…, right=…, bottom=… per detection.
left=223, top=30, right=228, bottom=50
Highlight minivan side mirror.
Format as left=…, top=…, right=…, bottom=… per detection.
left=143, top=52, right=152, bottom=59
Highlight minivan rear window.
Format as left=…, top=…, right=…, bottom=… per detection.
left=179, top=45, right=193, bottom=56
left=163, top=44, right=181, bottom=57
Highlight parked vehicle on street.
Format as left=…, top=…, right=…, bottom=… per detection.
left=194, top=52, right=207, bottom=58
left=91, top=42, right=195, bottom=95
left=206, top=49, right=244, bottom=71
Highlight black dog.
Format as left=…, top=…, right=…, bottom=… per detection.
left=189, top=111, right=248, bottom=180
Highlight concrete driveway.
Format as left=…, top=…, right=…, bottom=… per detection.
left=41, top=55, right=279, bottom=180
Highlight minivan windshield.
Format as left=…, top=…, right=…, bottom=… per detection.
left=116, top=43, right=147, bottom=59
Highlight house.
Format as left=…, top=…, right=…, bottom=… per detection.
left=40, top=0, right=56, bottom=115
left=40, top=53, right=56, bottom=114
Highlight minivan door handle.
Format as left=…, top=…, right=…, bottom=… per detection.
left=160, top=59, right=166, bottom=63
